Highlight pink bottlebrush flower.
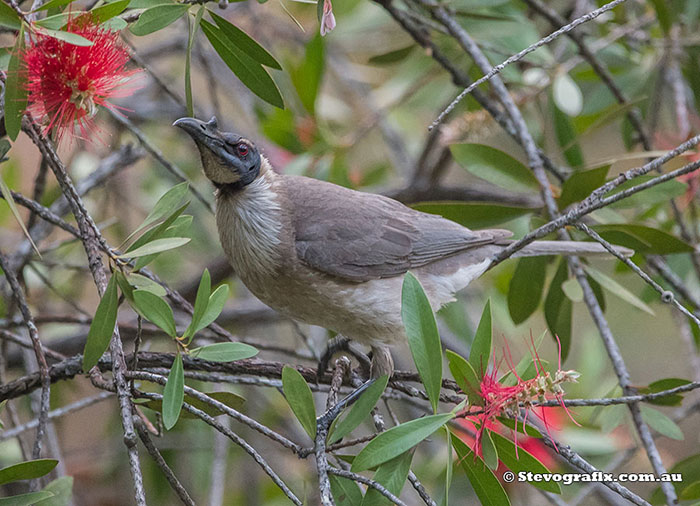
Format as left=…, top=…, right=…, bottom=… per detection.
left=24, top=16, right=140, bottom=142
left=320, top=0, right=336, bottom=36
left=470, top=335, right=580, bottom=459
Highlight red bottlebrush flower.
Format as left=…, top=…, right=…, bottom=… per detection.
left=465, top=335, right=580, bottom=459
left=23, top=16, right=139, bottom=142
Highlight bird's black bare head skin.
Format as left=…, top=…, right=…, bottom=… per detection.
left=174, top=116, right=261, bottom=193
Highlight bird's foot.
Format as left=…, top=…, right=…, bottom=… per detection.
left=316, top=335, right=371, bottom=382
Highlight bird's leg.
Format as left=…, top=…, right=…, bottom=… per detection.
left=316, top=334, right=371, bottom=381
left=369, top=345, right=394, bottom=379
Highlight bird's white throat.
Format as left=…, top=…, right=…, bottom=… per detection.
left=215, top=161, right=283, bottom=277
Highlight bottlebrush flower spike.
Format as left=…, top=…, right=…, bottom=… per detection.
left=471, top=335, right=579, bottom=459
left=23, top=16, right=139, bottom=142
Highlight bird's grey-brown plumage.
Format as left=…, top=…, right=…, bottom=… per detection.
left=175, top=117, right=631, bottom=377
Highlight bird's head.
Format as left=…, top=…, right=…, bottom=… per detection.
left=174, top=116, right=261, bottom=189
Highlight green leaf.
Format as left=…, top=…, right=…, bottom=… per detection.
left=0, top=460, right=58, bottom=486
left=281, top=366, right=316, bottom=439
left=650, top=454, right=700, bottom=504
left=410, top=202, right=536, bottom=229
left=446, top=350, right=481, bottom=406
left=451, top=434, right=510, bottom=506
left=38, top=28, right=94, bottom=46
left=35, top=0, right=76, bottom=11
left=184, top=268, right=211, bottom=339
left=82, top=275, right=119, bottom=371
left=351, top=413, right=454, bottom=472
left=368, top=45, right=415, bottom=65
left=552, top=73, right=582, bottom=116
left=289, top=33, right=324, bottom=115
left=328, top=375, right=389, bottom=445
left=558, top=166, right=609, bottom=209
left=641, top=378, right=691, bottom=407
left=592, top=225, right=693, bottom=254
left=124, top=273, right=166, bottom=296
left=0, top=491, right=54, bottom=506
left=5, top=24, right=27, bottom=141
left=607, top=175, right=687, bottom=210
left=34, top=13, right=71, bottom=29
left=491, top=432, right=560, bottom=493
left=132, top=290, right=176, bottom=337
left=127, top=182, right=189, bottom=242
left=90, top=0, right=130, bottom=23
left=190, top=342, right=258, bottom=362
left=552, top=99, right=583, bottom=168
left=130, top=3, right=190, bottom=35
left=361, top=451, right=414, bottom=506
left=544, top=259, right=572, bottom=361
left=185, top=6, right=204, bottom=117
left=128, top=0, right=174, bottom=7
left=469, top=299, right=492, bottom=374
left=209, top=11, right=281, bottom=69
left=200, top=19, right=284, bottom=108
left=163, top=353, right=185, bottom=430
left=481, top=430, right=499, bottom=470
left=191, top=284, right=229, bottom=334
left=401, top=272, right=443, bottom=413
left=561, top=278, right=583, bottom=302
left=584, top=265, right=654, bottom=315
left=640, top=405, right=683, bottom=440
left=0, top=2, right=20, bottom=29
left=450, top=144, right=539, bottom=193
left=143, top=391, right=245, bottom=419
left=0, top=150, right=41, bottom=257
left=133, top=215, right=192, bottom=269
left=35, top=476, right=73, bottom=506
left=119, top=237, right=190, bottom=258
left=507, top=257, right=547, bottom=324
left=329, top=474, right=363, bottom=506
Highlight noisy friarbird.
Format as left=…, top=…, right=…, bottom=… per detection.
left=175, top=116, right=630, bottom=378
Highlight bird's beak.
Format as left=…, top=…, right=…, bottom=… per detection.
left=173, top=116, right=220, bottom=148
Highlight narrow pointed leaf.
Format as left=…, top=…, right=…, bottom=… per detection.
left=0, top=2, right=20, bottom=29
left=481, top=430, right=499, bottom=470
left=190, top=342, right=258, bottom=362
left=35, top=0, right=76, bottom=11
left=184, top=268, right=211, bottom=338
left=401, top=272, right=443, bottom=413
left=584, top=265, right=654, bottom=315
left=544, top=259, right=572, bottom=360
left=201, top=19, right=283, bottom=108
left=352, top=413, right=454, bottom=472
left=125, top=273, right=166, bottom=296
left=132, top=290, right=176, bottom=337
left=163, top=353, right=185, bottom=430
left=446, top=350, right=481, bottom=406
left=0, top=148, right=40, bottom=257
left=451, top=144, right=539, bottom=193
left=191, top=284, right=229, bottom=334
left=640, top=405, right=683, bottom=440
left=330, top=474, right=363, bottom=506
left=82, top=275, right=119, bottom=370
left=328, top=375, right=389, bottom=444
left=282, top=366, right=316, bottom=439
left=38, top=28, right=94, bottom=46
left=0, top=460, right=58, bottom=486
left=34, top=476, right=73, bottom=505
left=185, top=6, right=204, bottom=116
left=361, top=451, right=414, bottom=506
left=90, top=0, right=130, bottom=23
left=5, top=24, right=27, bottom=141
left=119, top=237, right=190, bottom=259
left=451, top=434, right=510, bottom=506
left=130, top=3, right=190, bottom=36
left=508, top=257, right=547, bottom=324
left=0, top=491, right=54, bottom=505
left=209, top=10, right=281, bottom=69
left=491, top=431, right=560, bottom=493
left=469, top=299, right=491, bottom=374
left=127, top=182, right=189, bottom=242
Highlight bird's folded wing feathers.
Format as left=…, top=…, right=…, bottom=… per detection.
left=285, top=176, right=511, bottom=282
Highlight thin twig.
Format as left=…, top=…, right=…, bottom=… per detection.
left=326, top=468, right=408, bottom=506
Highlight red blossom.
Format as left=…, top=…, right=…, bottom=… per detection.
left=23, top=16, right=139, bottom=142
left=464, top=335, right=579, bottom=460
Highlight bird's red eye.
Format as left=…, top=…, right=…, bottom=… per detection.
left=237, top=143, right=249, bottom=156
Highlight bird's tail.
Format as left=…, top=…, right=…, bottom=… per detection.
left=510, top=240, right=633, bottom=258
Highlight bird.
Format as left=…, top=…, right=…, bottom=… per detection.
left=174, top=116, right=630, bottom=379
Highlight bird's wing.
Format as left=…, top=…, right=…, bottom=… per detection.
left=283, top=176, right=512, bottom=282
